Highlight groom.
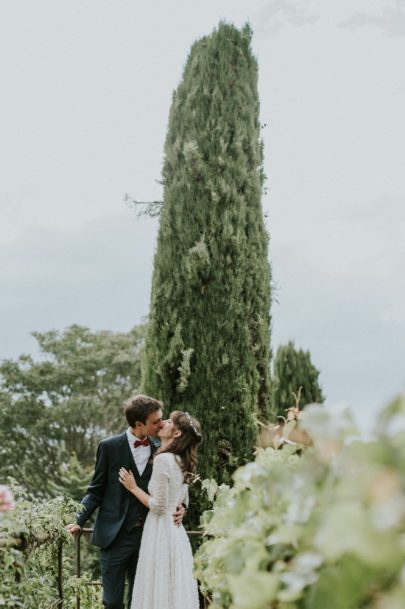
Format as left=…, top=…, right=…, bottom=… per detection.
left=67, top=394, right=184, bottom=609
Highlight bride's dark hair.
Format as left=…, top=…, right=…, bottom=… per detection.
left=159, top=411, right=202, bottom=482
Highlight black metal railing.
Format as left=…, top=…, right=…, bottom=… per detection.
left=1, top=528, right=210, bottom=608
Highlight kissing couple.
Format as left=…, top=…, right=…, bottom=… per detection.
left=67, top=394, right=202, bottom=609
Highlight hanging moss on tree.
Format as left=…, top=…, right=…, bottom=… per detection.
left=142, top=22, right=272, bottom=492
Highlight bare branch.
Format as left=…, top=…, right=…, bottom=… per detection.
left=124, top=193, right=163, bottom=218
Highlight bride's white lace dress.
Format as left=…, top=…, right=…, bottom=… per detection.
left=130, top=452, right=199, bottom=609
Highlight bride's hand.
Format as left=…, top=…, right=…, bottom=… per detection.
left=119, top=468, right=137, bottom=492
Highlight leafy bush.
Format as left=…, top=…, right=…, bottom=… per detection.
left=195, top=397, right=405, bottom=609
left=0, top=481, right=101, bottom=609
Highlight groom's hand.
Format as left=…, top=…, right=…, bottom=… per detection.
left=172, top=504, right=186, bottom=527
left=66, top=523, right=82, bottom=537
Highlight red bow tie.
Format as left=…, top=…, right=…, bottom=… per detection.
left=134, top=437, right=150, bottom=448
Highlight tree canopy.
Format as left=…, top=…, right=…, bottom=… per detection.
left=0, top=324, right=145, bottom=497
left=271, top=341, right=324, bottom=418
left=142, top=23, right=272, bottom=495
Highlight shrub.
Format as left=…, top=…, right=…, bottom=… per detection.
left=195, top=397, right=405, bottom=609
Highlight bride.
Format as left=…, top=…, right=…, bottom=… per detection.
left=119, top=410, right=202, bottom=609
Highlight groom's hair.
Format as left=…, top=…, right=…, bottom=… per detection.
left=124, top=394, right=163, bottom=426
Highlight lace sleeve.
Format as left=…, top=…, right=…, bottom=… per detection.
left=148, top=454, right=170, bottom=515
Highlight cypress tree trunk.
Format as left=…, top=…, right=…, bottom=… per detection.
left=272, top=341, right=325, bottom=418
left=142, top=22, right=272, bottom=489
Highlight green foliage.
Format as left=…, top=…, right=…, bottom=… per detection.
left=272, top=341, right=324, bottom=418
left=0, top=481, right=102, bottom=609
left=195, top=396, right=405, bottom=609
left=142, top=23, right=272, bottom=519
left=63, top=572, right=102, bottom=609
left=0, top=324, right=145, bottom=497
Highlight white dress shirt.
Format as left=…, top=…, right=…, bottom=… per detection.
left=126, top=428, right=151, bottom=476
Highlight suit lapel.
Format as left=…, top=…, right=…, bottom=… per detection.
left=120, top=431, right=142, bottom=478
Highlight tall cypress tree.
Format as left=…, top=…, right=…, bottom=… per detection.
left=142, top=23, right=272, bottom=489
left=271, top=341, right=324, bottom=418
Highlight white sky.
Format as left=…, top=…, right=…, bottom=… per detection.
left=1, top=0, right=404, bottom=430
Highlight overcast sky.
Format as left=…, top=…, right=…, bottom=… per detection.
left=1, top=0, right=404, bottom=431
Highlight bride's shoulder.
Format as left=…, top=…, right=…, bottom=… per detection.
left=154, top=451, right=176, bottom=464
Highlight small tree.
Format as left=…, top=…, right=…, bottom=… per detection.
left=142, top=23, right=272, bottom=495
left=0, top=325, right=145, bottom=497
left=272, top=341, right=324, bottom=418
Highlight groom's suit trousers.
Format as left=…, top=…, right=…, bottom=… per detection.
left=100, top=524, right=143, bottom=609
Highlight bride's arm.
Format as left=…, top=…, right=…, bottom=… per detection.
left=119, top=456, right=170, bottom=514
left=119, top=467, right=151, bottom=508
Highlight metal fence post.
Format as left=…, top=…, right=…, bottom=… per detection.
left=57, top=540, right=63, bottom=608
left=76, top=532, right=82, bottom=609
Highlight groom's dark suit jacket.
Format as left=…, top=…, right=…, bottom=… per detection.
left=76, top=431, right=157, bottom=549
